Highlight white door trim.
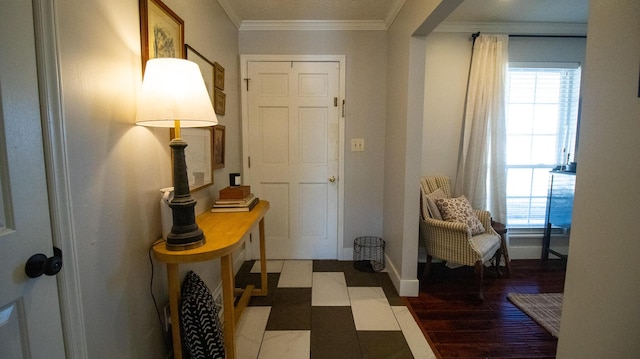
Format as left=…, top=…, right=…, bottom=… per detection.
left=240, top=54, right=346, bottom=260
left=34, top=1, right=88, bottom=357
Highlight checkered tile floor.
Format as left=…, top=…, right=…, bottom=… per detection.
left=233, top=260, right=436, bottom=359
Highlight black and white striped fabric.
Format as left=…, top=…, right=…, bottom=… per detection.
left=180, top=271, right=225, bottom=359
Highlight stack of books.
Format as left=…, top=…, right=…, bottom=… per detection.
left=211, top=186, right=259, bottom=212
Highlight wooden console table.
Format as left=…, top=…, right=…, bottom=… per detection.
left=153, top=200, right=270, bottom=359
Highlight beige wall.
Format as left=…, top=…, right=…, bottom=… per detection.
left=557, top=0, right=640, bottom=356
left=54, top=0, right=238, bottom=356
left=239, top=30, right=388, bottom=253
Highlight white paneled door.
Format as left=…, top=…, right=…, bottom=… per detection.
left=246, top=61, right=340, bottom=259
left=0, top=0, right=66, bottom=357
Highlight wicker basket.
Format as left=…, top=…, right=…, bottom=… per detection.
left=353, top=236, right=385, bottom=272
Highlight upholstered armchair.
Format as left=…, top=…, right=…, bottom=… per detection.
left=419, top=175, right=502, bottom=300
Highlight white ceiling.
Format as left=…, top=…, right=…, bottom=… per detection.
left=217, top=0, right=589, bottom=31
left=220, top=0, right=400, bottom=21
left=446, top=0, right=589, bottom=24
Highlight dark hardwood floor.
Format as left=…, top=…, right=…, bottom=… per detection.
left=406, top=259, right=567, bottom=359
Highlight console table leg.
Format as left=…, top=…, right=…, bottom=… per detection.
left=221, top=254, right=236, bottom=359
left=167, top=263, right=182, bottom=359
left=259, top=218, right=268, bottom=296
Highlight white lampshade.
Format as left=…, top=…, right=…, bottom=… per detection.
left=136, top=58, right=218, bottom=128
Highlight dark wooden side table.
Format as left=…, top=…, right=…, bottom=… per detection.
left=491, top=221, right=511, bottom=276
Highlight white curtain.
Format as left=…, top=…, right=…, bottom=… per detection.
left=454, top=34, right=508, bottom=223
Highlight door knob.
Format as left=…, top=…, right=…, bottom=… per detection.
left=25, top=247, right=63, bottom=278
left=328, top=176, right=336, bottom=182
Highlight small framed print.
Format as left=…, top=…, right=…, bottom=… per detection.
left=214, top=88, right=226, bottom=116
left=213, top=125, right=225, bottom=170
left=139, top=0, right=184, bottom=72
left=214, top=62, right=225, bottom=90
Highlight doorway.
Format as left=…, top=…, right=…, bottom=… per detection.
left=241, top=55, right=345, bottom=259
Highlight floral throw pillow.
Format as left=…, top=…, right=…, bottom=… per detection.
left=435, top=195, right=485, bottom=235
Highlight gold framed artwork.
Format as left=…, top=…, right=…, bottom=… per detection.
left=214, top=62, right=225, bottom=90
left=213, top=125, right=225, bottom=170
left=214, top=88, right=226, bottom=116
left=170, top=127, right=214, bottom=191
left=139, top=0, right=184, bottom=72
left=185, top=45, right=215, bottom=105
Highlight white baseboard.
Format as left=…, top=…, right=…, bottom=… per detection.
left=383, top=252, right=420, bottom=297
left=343, top=247, right=418, bottom=296
left=509, top=245, right=569, bottom=259
left=342, top=247, right=354, bottom=260
left=211, top=284, right=225, bottom=323
left=508, top=235, right=570, bottom=259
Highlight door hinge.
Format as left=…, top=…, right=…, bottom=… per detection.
left=244, top=78, right=250, bottom=91
left=334, top=97, right=338, bottom=107
left=248, top=156, right=251, bottom=168
left=342, top=99, right=345, bottom=117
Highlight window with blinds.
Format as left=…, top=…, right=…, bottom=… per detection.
left=505, top=63, right=581, bottom=228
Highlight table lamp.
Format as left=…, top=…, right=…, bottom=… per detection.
left=136, top=58, right=218, bottom=250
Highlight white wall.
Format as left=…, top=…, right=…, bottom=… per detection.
left=383, top=0, right=463, bottom=296
left=557, top=0, right=640, bottom=357
left=422, top=32, right=472, bottom=178
left=509, top=37, right=587, bottom=64
left=239, top=30, right=388, bottom=251
left=54, top=0, right=238, bottom=356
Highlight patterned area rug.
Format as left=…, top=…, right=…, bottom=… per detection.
left=507, top=293, right=563, bottom=337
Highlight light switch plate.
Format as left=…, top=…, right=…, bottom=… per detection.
left=351, top=138, right=364, bottom=152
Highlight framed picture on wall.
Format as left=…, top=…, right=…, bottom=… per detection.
left=170, top=127, right=214, bottom=191
left=139, top=0, right=184, bottom=72
left=213, top=125, right=225, bottom=170
left=185, top=45, right=215, bottom=104
left=214, top=88, right=226, bottom=116
left=214, top=62, right=225, bottom=90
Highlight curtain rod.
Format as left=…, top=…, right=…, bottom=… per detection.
left=472, top=32, right=586, bottom=40
left=509, top=34, right=586, bottom=39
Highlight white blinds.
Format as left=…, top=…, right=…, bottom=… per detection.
left=505, top=63, right=581, bottom=227
left=507, top=63, right=582, bottom=166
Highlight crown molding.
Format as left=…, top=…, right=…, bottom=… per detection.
left=217, top=0, right=241, bottom=29
left=239, top=20, right=387, bottom=31
left=217, top=1, right=586, bottom=35
left=435, top=21, right=587, bottom=36
left=385, top=0, right=406, bottom=29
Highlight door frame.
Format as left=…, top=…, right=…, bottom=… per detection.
left=33, top=0, right=88, bottom=357
left=240, top=54, right=346, bottom=259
